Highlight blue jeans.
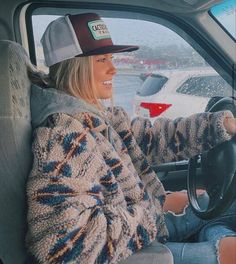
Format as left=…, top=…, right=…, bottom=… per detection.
left=120, top=193, right=236, bottom=264
left=165, top=192, right=236, bottom=264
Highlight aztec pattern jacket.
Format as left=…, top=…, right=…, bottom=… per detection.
left=27, top=85, right=233, bottom=264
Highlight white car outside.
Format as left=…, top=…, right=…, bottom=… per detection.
left=134, top=67, right=232, bottom=120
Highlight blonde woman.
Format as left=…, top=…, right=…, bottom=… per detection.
left=26, top=13, right=236, bottom=264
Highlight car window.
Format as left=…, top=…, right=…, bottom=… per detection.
left=31, top=11, right=234, bottom=120
left=210, top=0, right=236, bottom=40
left=176, top=75, right=232, bottom=98
left=136, top=74, right=168, bottom=96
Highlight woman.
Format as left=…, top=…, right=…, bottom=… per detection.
left=26, top=13, right=236, bottom=264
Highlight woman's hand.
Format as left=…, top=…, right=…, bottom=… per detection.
left=224, top=117, right=236, bottom=135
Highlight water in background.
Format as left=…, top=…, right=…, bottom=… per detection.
left=113, top=73, right=143, bottom=116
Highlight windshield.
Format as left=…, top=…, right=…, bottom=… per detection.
left=210, top=0, right=236, bottom=40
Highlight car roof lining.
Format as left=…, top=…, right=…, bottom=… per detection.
left=13, top=0, right=223, bottom=14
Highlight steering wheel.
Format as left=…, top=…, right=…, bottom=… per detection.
left=187, top=97, right=236, bottom=219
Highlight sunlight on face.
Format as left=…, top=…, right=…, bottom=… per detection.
left=93, top=54, right=117, bottom=100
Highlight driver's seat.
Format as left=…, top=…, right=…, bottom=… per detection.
left=0, top=40, right=32, bottom=263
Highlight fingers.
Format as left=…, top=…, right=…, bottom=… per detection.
left=223, top=117, right=236, bottom=135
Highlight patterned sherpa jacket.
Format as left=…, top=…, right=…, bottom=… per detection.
left=27, top=85, right=233, bottom=264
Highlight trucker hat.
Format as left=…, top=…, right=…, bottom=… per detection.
left=41, top=13, right=139, bottom=67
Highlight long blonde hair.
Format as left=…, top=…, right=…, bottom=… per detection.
left=28, top=56, right=103, bottom=109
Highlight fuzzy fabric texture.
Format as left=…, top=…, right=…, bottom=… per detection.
left=26, top=86, right=233, bottom=263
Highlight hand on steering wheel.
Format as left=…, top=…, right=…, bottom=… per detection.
left=187, top=97, right=236, bottom=219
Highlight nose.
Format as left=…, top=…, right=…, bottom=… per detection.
left=108, top=60, right=117, bottom=75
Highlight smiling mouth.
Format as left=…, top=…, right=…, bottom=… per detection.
left=102, top=80, right=112, bottom=85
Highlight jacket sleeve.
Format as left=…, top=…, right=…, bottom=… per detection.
left=110, top=107, right=234, bottom=165
left=26, top=114, right=159, bottom=264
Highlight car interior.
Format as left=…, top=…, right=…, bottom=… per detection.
left=0, top=0, right=235, bottom=263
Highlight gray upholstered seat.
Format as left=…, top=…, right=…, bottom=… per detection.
left=0, top=40, right=32, bottom=263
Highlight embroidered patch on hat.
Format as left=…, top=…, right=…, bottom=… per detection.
left=88, top=20, right=111, bottom=40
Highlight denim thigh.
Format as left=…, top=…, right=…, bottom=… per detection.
left=198, top=198, right=236, bottom=241
left=165, top=241, right=219, bottom=264
left=121, top=193, right=236, bottom=264
left=164, top=192, right=207, bottom=241
left=164, top=192, right=236, bottom=264
left=165, top=192, right=236, bottom=242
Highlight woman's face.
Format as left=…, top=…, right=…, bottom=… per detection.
left=93, top=53, right=117, bottom=99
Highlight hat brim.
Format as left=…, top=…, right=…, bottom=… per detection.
left=76, top=44, right=139, bottom=57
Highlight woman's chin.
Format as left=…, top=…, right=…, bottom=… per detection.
left=100, top=92, right=112, bottom=100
